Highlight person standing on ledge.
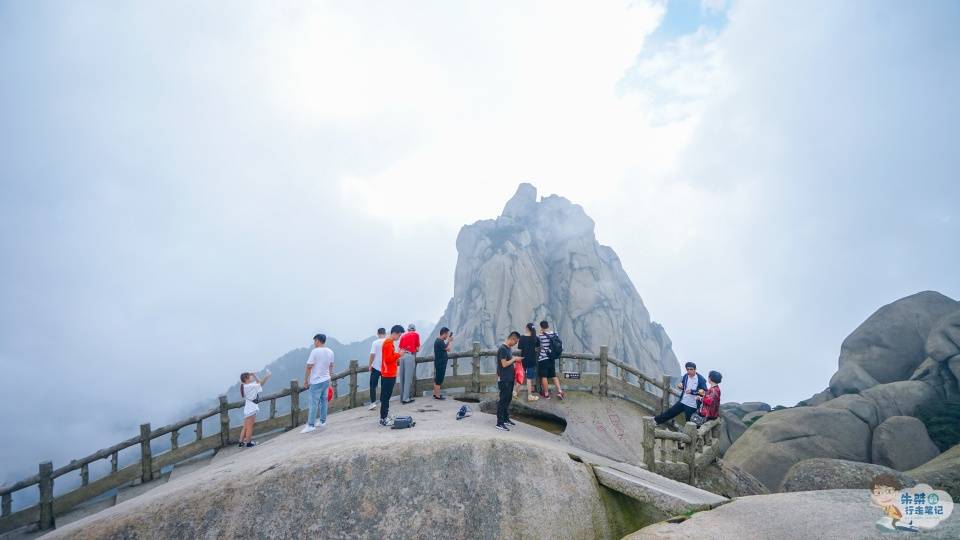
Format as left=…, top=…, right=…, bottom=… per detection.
left=301, top=334, right=335, bottom=434
left=368, top=327, right=387, bottom=410
left=398, top=323, right=420, bottom=404
left=432, top=327, right=453, bottom=400
left=537, top=320, right=565, bottom=400
left=517, top=323, right=540, bottom=401
left=496, top=331, right=523, bottom=431
left=379, top=325, right=404, bottom=426
left=653, top=361, right=707, bottom=426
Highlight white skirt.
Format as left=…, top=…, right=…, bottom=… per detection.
left=243, top=399, right=259, bottom=417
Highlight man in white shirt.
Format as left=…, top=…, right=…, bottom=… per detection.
left=301, top=333, right=335, bottom=433
left=368, top=328, right=387, bottom=410
left=654, top=362, right=707, bottom=426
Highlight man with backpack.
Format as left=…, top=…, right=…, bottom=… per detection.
left=537, top=320, right=565, bottom=400
left=654, top=361, right=708, bottom=426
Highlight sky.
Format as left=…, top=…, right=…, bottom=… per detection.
left=2, top=0, right=958, bottom=485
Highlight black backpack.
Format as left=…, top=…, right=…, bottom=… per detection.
left=392, top=416, right=416, bottom=429
left=548, top=333, right=563, bottom=361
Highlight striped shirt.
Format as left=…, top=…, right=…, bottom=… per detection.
left=538, top=332, right=555, bottom=361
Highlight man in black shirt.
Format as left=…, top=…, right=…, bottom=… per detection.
left=433, top=327, right=453, bottom=400
left=496, top=331, right=523, bottom=431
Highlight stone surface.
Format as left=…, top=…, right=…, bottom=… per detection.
left=723, top=406, right=871, bottom=491
left=829, top=362, right=879, bottom=395
left=629, top=489, right=960, bottom=539
left=780, top=458, right=916, bottom=492
left=831, top=291, right=958, bottom=393
left=45, top=395, right=713, bottom=540
left=858, top=380, right=940, bottom=421
left=872, top=416, right=941, bottom=471
left=422, top=184, right=680, bottom=379
left=927, top=308, right=960, bottom=363
left=822, top=393, right=880, bottom=428
left=716, top=411, right=747, bottom=455
left=741, top=410, right=767, bottom=424
left=694, top=460, right=769, bottom=498
left=796, top=387, right=834, bottom=407
left=908, top=443, right=960, bottom=500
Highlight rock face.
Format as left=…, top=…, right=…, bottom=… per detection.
left=908, top=444, right=960, bottom=500
left=425, top=184, right=680, bottom=378
left=871, top=416, right=941, bottom=471
left=780, top=458, right=917, bottom=492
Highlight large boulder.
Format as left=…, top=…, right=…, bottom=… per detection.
left=723, top=407, right=871, bottom=491
left=927, top=308, right=960, bottom=362
left=831, top=291, right=958, bottom=394
left=872, top=416, right=941, bottom=471
left=796, top=387, right=834, bottom=407
left=717, top=411, right=747, bottom=454
left=858, top=380, right=940, bottom=421
left=821, top=393, right=880, bottom=428
left=780, top=458, right=916, bottom=492
left=908, top=444, right=960, bottom=500
left=695, top=460, right=769, bottom=498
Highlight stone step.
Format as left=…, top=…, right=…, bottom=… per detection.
left=592, top=465, right=727, bottom=516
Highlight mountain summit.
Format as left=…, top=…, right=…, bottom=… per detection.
left=430, top=183, right=680, bottom=378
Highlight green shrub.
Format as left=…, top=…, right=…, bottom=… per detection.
left=917, top=398, right=960, bottom=452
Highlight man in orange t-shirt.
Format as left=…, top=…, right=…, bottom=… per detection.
left=398, top=324, right=421, bottom=404
left=379, top=325, right=404, bottom=426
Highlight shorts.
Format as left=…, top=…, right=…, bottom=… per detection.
left=525, top=367, right=537, bottom=380
left=434, top=358, right=448, bottom=385
left=538, top=359, right=556, bottom=379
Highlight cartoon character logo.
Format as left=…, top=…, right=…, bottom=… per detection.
left=870, top=475, right=954, bottom=533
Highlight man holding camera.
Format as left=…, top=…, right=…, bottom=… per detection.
left=654, top=361, right=708, bottom=426
left=433, top=327, right=453, bottom=400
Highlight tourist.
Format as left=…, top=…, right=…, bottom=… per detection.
left=537, top=320, right=565, bottom=400
left=432, top=327, right=453, bottom=400
left=368, top=327, right=387, bottom=410
left=398, top=323, right=421, bottom=404
left=379, top=325, right=404, bottom=426
left=496, top=331, right=523, bottom=431
left=301, top=333, right=335, bottom=434
left=517, top=323, right=540, bottom=401
left=653, top=362, right=707, bottom=426
left=697, top=370, right=722, bottom=420
left=238, top=369, right=271, bottom=447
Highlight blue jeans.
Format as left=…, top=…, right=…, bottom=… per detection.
left=307, top=380, right=330, bottom=426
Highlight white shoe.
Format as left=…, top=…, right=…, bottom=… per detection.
left=300, top=425, right=316, bottom=434
left=368, top=402, right=377, bottom=410
left=319, top=421, right=326, bottom=427
left=313, top=421, right=322, bottom=428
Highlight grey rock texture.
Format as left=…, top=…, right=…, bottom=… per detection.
left=630, top=489, right=960, bottom=539
left=423, top=184, right=680, bottom=379
left=871, top=416, right=940, bottom=471
left=694, top=460, right=769, bottom=498
left=716, top=411, right=747, bottom=455
left=741, top=410, right=767, bottom=424
left=780, top=458, right=917, bottom=492
left=908, top=443, right=960, bottom=500
left=796, top=387, right=833, bottom=407
left=927, top=308, right=960, bottom=363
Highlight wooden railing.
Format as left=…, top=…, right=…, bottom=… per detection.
left=641, top=416, right=724, bottom=484
left=0, top=342, right=703, bottom=534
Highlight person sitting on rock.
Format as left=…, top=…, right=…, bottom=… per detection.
left=496, top=331, right=523, bottom=431
left=697, top=370, right=722, bottom=421
left=378, top=325, right=404, bottom=427
left=654, top=362, right=707, bottom=426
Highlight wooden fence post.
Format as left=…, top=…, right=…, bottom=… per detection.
left=598, top=346, right=609, bottom=397
left=471, top=342, right=481, bottom=393
left=139, top=423, right=153, bottom=484
left=290, top=380, right=301, bottom=429
left=219, top=395, right=230, bottom=447
left=1, top=492, right=10, bottom=518
left=349, top=359, right=359, bottom=409
left=577, top=356, right=585, bottom=375
left=660, top=374, right=672, bottom=412
left=452, top=357, right=459, bottom=377
left=38, top=460, right=54, bottom=530
left=642, top=417, right=656, bottom=472
left=683, top=423, right=698, bottom=484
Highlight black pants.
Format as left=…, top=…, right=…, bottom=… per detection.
left=369, top=368, right=381, bottom=404
left=497, top=380, right=515, bottom=425
left=654, top=400, right=697, bottom=425
left=380, top=377, right=396, bottom=420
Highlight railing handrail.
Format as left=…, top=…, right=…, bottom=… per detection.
left=1, top=343, right=685, bottom=533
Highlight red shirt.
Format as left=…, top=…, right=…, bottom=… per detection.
left=399, top=331, right=420, bottom=354
left=699, top=385, right=721, bottom=419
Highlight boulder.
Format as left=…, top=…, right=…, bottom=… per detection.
left=926, top=308, right=960, bottom=362
left=858, top=380, right=940, bottom=421
left=908, top=443, right=960, bottom=500
left=723, top=407, right=871, bottom=491
left=739, top=402, right=771, bottom=414
left=872, top=416, right=940, bottom=471
left=717, top=411, right=747, bottom=455
left=695, top=460, right=769, bottom=499
left=741, top=411, right=767, bottom=425
left=795, top=387, right=834, bottom=407
left=833, top=291, right=958, bottom=388
left=821, top=393, right=880, bottom=428
left=780, top=458, right=916, bottom=492
left=828, top=362, right=879, bottom=396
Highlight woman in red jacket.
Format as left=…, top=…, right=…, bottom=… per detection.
left=379, top=325, right=404, bottom=426
left=697, top=370, right=722, bottom=420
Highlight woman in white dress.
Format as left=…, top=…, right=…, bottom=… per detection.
left=238, top=370, right=271, bottom=447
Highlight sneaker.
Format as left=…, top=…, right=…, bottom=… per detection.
left=527, top=394, right=540, bottom=402
left=368, top=402, right=377, bottom=410
left=245, top=442, right=256, bottom=448
left=495, top=423, right=510, bottom=431
left=238, top=442, right=244, bottom=448
left=319, top=421, right=327, bottom=427
left=512, top=390, right=519, bottom=399
left=300, top=425, right=316, bottom=434
left=504, top=420, right=517, bottom=427
left=380, top=417, right=395, bottom=427
left=433, top=395, right=446, bottom=400
left=557, top=391, right=565, bottom=401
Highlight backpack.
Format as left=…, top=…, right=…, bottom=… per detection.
left=391, top=416, right=416, bottom=429
left=547, top=333, right=563, bottom=361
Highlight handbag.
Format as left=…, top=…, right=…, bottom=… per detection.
left=327, top=386, right=334, bottom=401
left=514, top=362, right=525, bottom=385
left=392, top=416, right=416, bottom=429
left=689, top=412, right=706, bottom=427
